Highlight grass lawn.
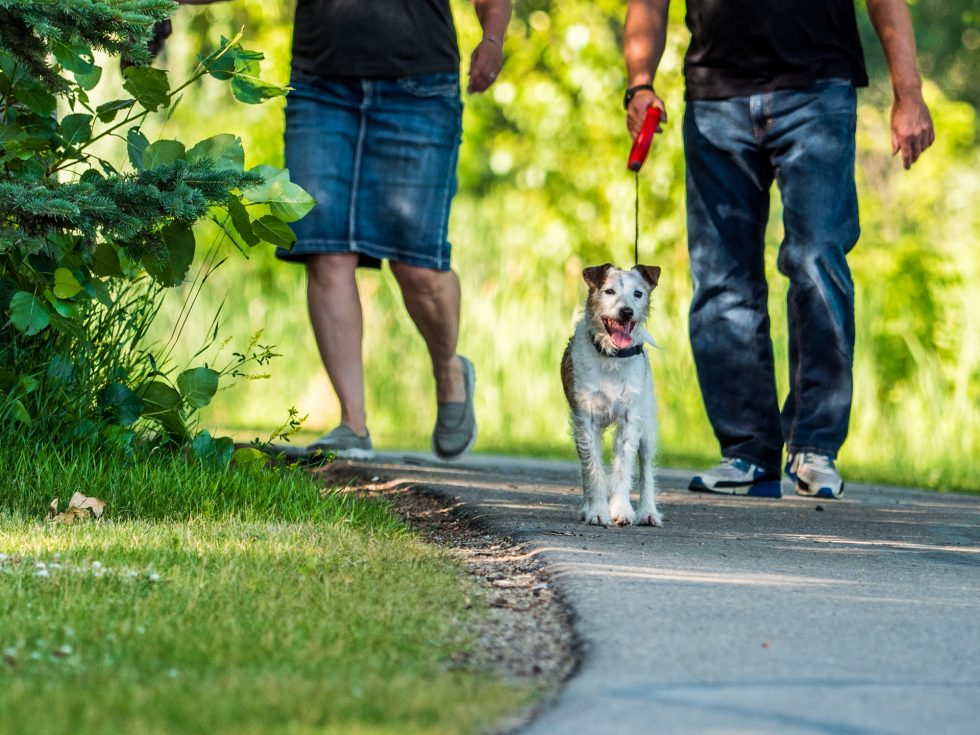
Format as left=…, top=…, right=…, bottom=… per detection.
left=0, top=444, right=530, bottom=735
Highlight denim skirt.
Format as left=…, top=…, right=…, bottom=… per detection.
left=276, top=69, right=463, bottom=271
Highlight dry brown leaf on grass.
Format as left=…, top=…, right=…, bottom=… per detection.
left=48, top=492, right=106, bottom=525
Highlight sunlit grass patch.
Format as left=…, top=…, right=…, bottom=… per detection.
left=0, top=447, right=530, bottom=735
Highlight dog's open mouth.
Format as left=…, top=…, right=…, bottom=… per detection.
left=602, top=318, right=635, bottom=349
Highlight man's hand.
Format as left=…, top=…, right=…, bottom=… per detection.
left=467, top=37, right=503, bottom=94
left=891, top=93, right=934, bottom=169
left=627, top=88, right=667, bottom=140
left=866, top=0, right=936, bottom=170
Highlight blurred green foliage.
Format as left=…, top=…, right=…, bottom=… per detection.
left=145, top=0, right=977, bottom=489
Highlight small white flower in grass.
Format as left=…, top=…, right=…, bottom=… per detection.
left=53, top=644, right=73, bottom=658
left=34, top=568, right=49, bottom=578
left=91, top=561, right=102, bottom=570
left=127, top=570, right=138, bottom=578
left=53, top=553, right=61, bottom=559
left=147, top=572, right=161, bottom=583
left=35, top=561, right=46, bottom=569
left=0, top=553, right=9, bottom=561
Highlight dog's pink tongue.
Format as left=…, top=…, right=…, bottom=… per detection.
left=607, top=322, right=633, bottom=349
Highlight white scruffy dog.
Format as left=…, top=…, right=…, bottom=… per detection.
left=561, top=263, right=663, bottom=527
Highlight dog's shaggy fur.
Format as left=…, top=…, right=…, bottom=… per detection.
left=561, top=263, right=663, bottom=527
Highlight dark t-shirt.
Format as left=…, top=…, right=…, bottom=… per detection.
left=683, top=0, right=869, bottom=100
left=290, top=0, right=460, bottom=78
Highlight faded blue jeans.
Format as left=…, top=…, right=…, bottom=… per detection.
left=683, top=80, right=859, bottom=472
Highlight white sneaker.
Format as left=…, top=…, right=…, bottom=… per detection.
left=689, top=457, right=782, bottom=498
left=786, top=452, right=844, bottom=498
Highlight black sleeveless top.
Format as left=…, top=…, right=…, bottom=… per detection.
left=291, top=0, right=460, bottom=78
left=684, top=0, right=869, bottom=100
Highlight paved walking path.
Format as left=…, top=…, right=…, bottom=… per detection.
left=327, top=453, right=980, bottom=735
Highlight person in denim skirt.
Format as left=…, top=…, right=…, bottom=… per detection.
left=280, top=0, right=511, bottom=460
left=623, top=0, right=935, bottom=498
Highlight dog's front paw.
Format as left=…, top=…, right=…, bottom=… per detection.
left=581, top=503, right=611, bottom=527
left=609, top=497, right=635, bottom=527
left=635, top=505, right=663, bottom=527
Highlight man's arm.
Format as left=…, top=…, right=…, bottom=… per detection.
left=866, top=0, right=935, bottom=169
left=468, top=0, right=512, bottom=94
left=624, top=0, right=670, bottom=138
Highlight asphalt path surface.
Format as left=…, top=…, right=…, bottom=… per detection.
left=326, top=453, right=980, bottom=735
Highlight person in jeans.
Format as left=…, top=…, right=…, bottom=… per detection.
left=623, top=0, right=935, bottom=497
left=279, top=0, right=511, bottom=460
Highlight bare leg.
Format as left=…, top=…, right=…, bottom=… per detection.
left=389, top=262, right=465, bottom=402
left=305, top=253, right=368, bottom=436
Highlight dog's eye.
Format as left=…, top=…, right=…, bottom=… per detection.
left=633, top=290, right=643, bottom=298
left=604, top=288, right=615, bottom=295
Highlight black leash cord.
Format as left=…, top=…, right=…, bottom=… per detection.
left=634, top=170, right=640, bottom=266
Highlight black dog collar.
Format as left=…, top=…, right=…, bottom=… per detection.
left=591, top=335, right=644, bottom=358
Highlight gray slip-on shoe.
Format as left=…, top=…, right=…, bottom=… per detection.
left=307, top=424, right=374, bottom=460
left=432, top=356, right=477, bottom=461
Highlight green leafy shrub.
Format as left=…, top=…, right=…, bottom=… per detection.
left=0, top=1, right=313, bottom=455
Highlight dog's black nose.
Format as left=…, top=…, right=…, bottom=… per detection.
left=619, top=307, right=634, bottom=321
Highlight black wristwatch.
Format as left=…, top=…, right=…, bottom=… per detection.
left=623, top=84, right=655, bottom=110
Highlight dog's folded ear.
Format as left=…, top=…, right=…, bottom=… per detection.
left=634, top=264, right=662, bottom=288
left=583, top=263, right=614, bottom=290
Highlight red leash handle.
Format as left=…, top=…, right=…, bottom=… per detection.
left=627, top=105, right=661, bottom=172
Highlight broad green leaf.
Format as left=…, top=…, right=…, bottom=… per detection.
left=127, top=128, right=149, bottom=170
left=140, top=381, right=186, bottom=437
left=252, top=215, right=296, bottom=249
left=143, top=222, right=195, bottom=286
left=47, top=355, right=74, bottom=385
left=73, top=65, right=102, bottom=91
left=16, top=374, right=38, bottom=394
left=224, top=44, right=286, bottom=105
left=232, top=75, right=285, bottom=105
left=44, top=290, right=82, bottom=319
left=9, top=292, right=49, bottom=336
left=60, top=114, right=92, bottom=148
left=200, top=35, right=240, bottom=80
left=85, top=277, right=113, bottom=308
left=245, top=165, right=315, bottom=222
left=187, top=134, right=245, bottom=171
left=226, top=195, right=259, bottom=246
left=232, top=446, right=268, bottom=469
left=99, top=383, right=144, bottom=426
left=122, top=66, right=170, bottom=112
left=245, top=164, right=288, bottom=199
left=9, top=399, right=31, bottom=425
left=177, top=367, right=220, bottom=409
left=92, top=242, right=123, bottom=278
left=142, top=139, right=185, bottom=169
left=53, top=268, right=83, bottom=299
left=16, top=85, right=57, bottom=116
left=96, top=99, right=135, bottom=123
left=192, top=430, right=235, bottom=466
left=51, top=40, right=95, bottom=74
